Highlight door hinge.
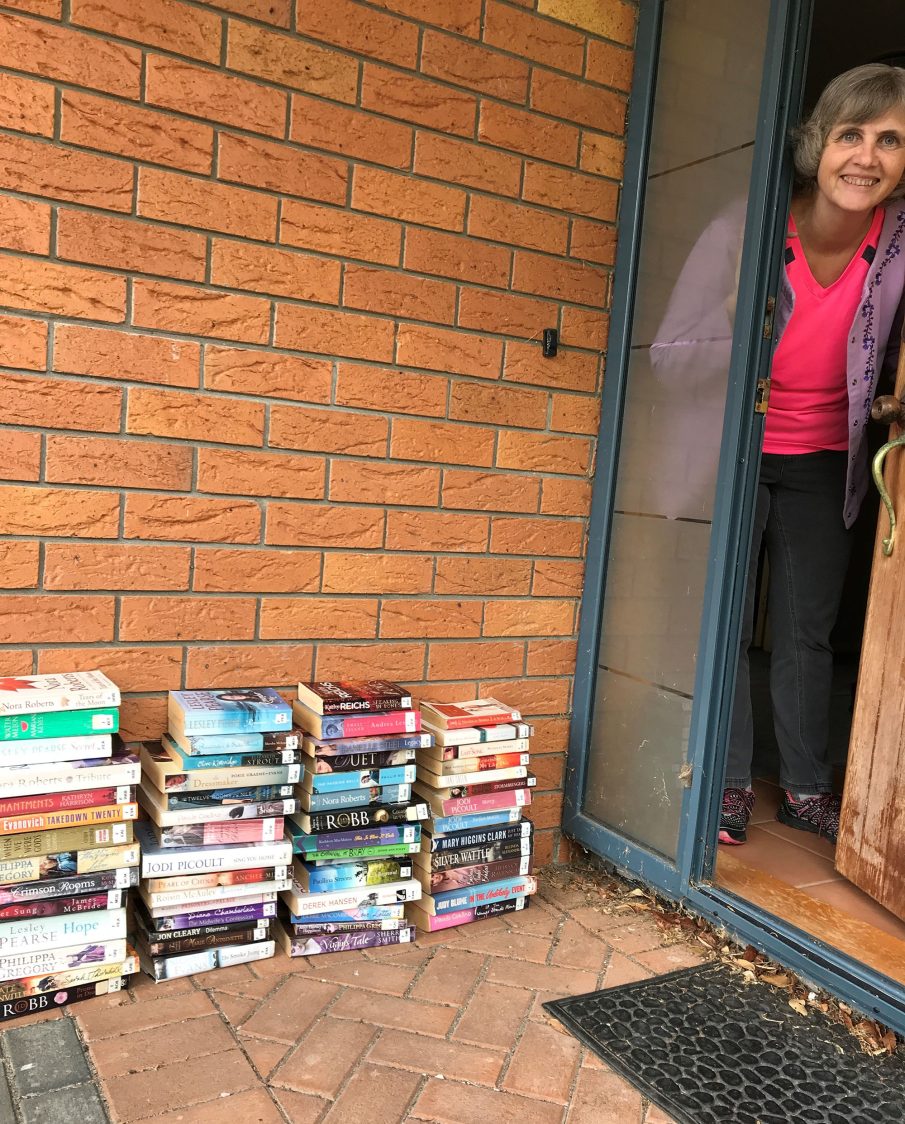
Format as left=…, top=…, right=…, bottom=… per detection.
left=754, top=377, right=771, bottom=414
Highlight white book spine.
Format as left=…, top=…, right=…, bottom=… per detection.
left=141, top=880, right=291, bottom=908
left=137, top=829, right=294, bottom=878
left=0, top=761, right=142, bottom=799
left=0, top=909, right=127, bottom=955
left=0, top=671, right=120, bottom=716
left=281, top=877, right=422, bottom=916
left=423, top=765, right=528, bottom=788
left=0, top=735, right=114, bottom=767
left=146, top=939, right=275, bottom=981
left=0, top=938, right=128, bottom=983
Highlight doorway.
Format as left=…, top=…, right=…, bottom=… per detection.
left=711, top=0, right=905, bottom=986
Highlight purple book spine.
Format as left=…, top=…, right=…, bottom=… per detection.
left=157, top=902, right=276, bottom=929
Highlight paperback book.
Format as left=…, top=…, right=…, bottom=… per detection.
left=0, top=671, right=120, bottom=717
left=153, top=817, right=284, bottom=849
left=141, top=927, right=269, bottom=958
left=299, top=783, right=410, bottom=813
left=145, top=866, right=288, bottom=894
left=138, top=741, right=300, bottom=792
left=139, top=785, right=295, bottom=826
left=139, top=938, right=275, bottom=982
left=406, top=896, right=529, bottom=933
left=285, top=820, right=419, bottom=853
left=422, top=875, right=538, bottom=916
left=276, top=923, right=414, bottom=957
left=422, top=722, right=533, bottom=747
left=0, top=937, right=129, bottom=983
left=297, top=680, right=412, bottom=716
left=294, top=858, right=413, bottom=893
left=0, top=708, right=119, bottom=743
left=419, top=699, right=521, bottom=731
left=0, top=867, right=138, bottom=905
left=142, top=901, right=277, bottom=931
left=425, top=809, right=523, bottom=835
left=286, top=903, right=405, bottom=924
left=0, top=802, right=138, bottom=836
left=0, top=753, right=140, bottom=798
left=161, top=732, right=302, bottom=770
left=420, top=856, right=533, bottom=893
left=302, top=765, right=417, bottom=793
left=304, top=733, right=429, bottom=758
left=304, top=843, right=421, bottom=864
left=0, top=908, right=127, bottom=955
left=170, top=729, right=301, bottom=756
left=0, top=821, right=133, bottom=862
left=159, top=784, right=294, bottom=810
left=0, top=956, right=136, bottom=1001
left=293, top=703, right=420, bottom=741
left=168, top=689, right=292, bottom=735
left=0, top=785, right=135, bottom=818
left=0, top=976, right=129, bottom=1023
left=281, top=916, right=405, bottom=936
left=414, top=837, right=532, bottom=872
left=0, top=842, right=139, bottom=886
left=422, top=820, right=534, bottom=852
left=0, top=889, right=125, bottom=921
left=0, top=734, right=113, bottom=768
left=291, top=801, right=428, bottom=835
left=280, top=878, right=421, bottom=917
left=135, top=821, right=292, bottom=878
left=413, top=785, right=531, bottom=818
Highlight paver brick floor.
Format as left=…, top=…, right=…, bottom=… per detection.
left=0, top=868, right=708, bottom=1123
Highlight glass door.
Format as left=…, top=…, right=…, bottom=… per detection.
left=565, top=0, right=807, bottom=884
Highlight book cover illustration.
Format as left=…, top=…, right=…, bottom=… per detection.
left=0, top=937, right=129, bottom=983
left=168, top=689, right=291, bottom=734
left=171, top=729, right=301, bottom=756
left=0, top=671, right=120, bottom=717
left=419, top=698, right=521, bottom=731
left=297, top=680, right=412, bottom=716
left=0, top=843, right=139, bottom=887
left=0, top=957, right=136, bottom=1002
left=277, top=923, right=415, bottom=956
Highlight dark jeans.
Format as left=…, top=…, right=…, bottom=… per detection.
left=726, top=451, right=852, bottom=795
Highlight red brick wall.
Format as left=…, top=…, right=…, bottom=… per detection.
left=0, top=0, right=634, bottom=864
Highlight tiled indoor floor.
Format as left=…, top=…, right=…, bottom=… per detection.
left=0, top=868, right=706, bottom=1123
left=741, top=778, right=905, bottom=942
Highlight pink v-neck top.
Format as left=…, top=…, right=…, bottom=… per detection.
left=763, top=207, right=885, bottom=454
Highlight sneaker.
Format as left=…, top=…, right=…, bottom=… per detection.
left=777, top=792, right=840, bottom=843
left=719, top=788, right=756, bottom=844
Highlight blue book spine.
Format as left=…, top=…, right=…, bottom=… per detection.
left=431, top=876, right=536, bottom=914
left=288, top=904, right=405, bottom=924
left=301, top=861, right=411, bottom=893
left=163, top=735, right=299, bottom=771
left=309, top=765, right=417, bottom=793
left=286, top=820, right=420, bottom=852
left=429, top=809, right=523, bottom=834
left=306, top=784, right=410, bottom=812
left=171, top=689, right=292, bottom=735
left=176, top=733, right=264, bottom=754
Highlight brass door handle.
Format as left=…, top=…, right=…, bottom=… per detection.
left=872, top=434, right=905, bottom=556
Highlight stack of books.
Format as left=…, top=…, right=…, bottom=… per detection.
left=276, top=680, right=429, bottom=957
left=406, top=698, right=538, bottom=933
left=131, top=687, right=296, bottom=980
left=0, top=671, right=141, bottom=1022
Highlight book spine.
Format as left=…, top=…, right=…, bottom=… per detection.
left=282, top=877, right=421, bottom=917
left=426, top=821, right=533, bottom=852
left=156, top=817, right=284, bottom=848
left=163, top=784, right=294, bottom=809
left=317, top=694, right=411, bottom=715
left=452, top=775, right=536, bottom=798
left=167, top=743, right=303, bottom=770
left=430, top=876, right=538, bottom=914
left=148, top=763, right=301, bottom=792
left=0, top=734, right=113, bottom=767
left=0, top=867, right=137, bottom=905
left=287, top=903, right=405, bottom=924
left=147, top=892, right=278, bottom=919
left=429, top=751, right=530, bottom=772
left=432, top=738, right=531, bottom=759
left=300, top=861, right=413, bottom=894
left=0, top=908, right=127, bottom=955
left=282, top=917, right=404, bottom=935
left=427, top=856, right=533, bottom=893
left=145, top=795, right=296, bottom=827
left=142, top=879, right=289, bottom=908
left=296, top=705, right=420, bottom=740
left=0, top=957, right=136, bottom=1000
left=306, top=733, right=431, bottom=756
left=0, top=786, right=135, bottom=818
left=0, top=820, right=133, bottom=861
left=0, top=890, right=123, bottom=922
left=303, top=784, right=409, bottom=813
left=138, top=840, right=292, bottom=879
left=419, top=838, right=532, bottom=871
left=299, top=802, right=428, bottom=835
left=0, top=977, right=128, bottom=1023
left=0, top=842, right=139, bottom=886
left=407, top=896, right=528, bottom=932
left=0, top=803, right=138, bottom=836
left=142, top=939, right=275, bottom=981
left=146, top=901, right=277, bottom=929
left=304, top=843, right=421, bottom=863
left=0, top=937, right=128, bottom=983
left=142, top=927, right=268, bottom=957
left=0, top=708, right=119, bottom=742
left=423, top=788, right=531, bottom=817
left=286, top=822, right=420, bottom=852
left=145, top=866, right=287, bottom=893
left=176, top=730, right=301, bottom=755
left=0, top=757, right=141, bottom=798
left=279, top=924, right=414, bottom=956
left=309, top=765, right=417, bottom=793
left=422, top=766, right=528, bottom=789
left=427, top=809, right=523, bottom=834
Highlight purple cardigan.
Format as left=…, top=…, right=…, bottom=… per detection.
left=651, top=201, right=905, bottom=527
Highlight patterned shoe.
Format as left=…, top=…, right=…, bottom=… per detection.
left=777, top=792, right=840, bottom=843
left=718, top=788, right=756, bottom=845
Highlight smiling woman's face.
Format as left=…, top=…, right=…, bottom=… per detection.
left=816, top=108, right=905, bottom=214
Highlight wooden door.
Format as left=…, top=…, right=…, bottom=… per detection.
left=836, top=342, right=905, bottom=921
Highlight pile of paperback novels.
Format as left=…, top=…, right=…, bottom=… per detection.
left=407, top=698, right=537, bottom=933
left=276, top=680, right=429, bottom=957
left=0, top=671, right=141, bottom=1022
left=131, top=687, right=296, bottom=980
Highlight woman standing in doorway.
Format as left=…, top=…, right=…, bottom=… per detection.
left=721, top=65, right=905, bottom=845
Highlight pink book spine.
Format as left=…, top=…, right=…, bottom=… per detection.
left=416, top=909, right=475, bottom=932
left=339, top=711, right=421, bottom=737
left=435, top=789, right=532, bottom=816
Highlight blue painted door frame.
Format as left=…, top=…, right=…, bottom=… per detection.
left=563, top=0, right=905, bottom=1034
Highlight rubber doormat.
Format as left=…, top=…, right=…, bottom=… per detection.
left=543, top=962, right=905, bottom=1124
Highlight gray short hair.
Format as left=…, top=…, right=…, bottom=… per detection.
left=793, top=64, right=905, bottom=198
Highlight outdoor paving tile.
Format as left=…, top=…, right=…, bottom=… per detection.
left=271, top=1016, right=375, bottom=1097
left=238, top=975, right=339, bottom=1042
left=367, top=945, right=434, bottom=967
left=197, top=966, right=276, bottom=999
left=604, top=921, right=671, bottom=956
left=307, top=956, right=418, bottom=995
left=502, top=1019, right=582, bottom=1103
left=20, top=1082, right=109, bottom=1124
left=0, top=1066, right=13, bottom=1122
left=320, top=1062, right=422, bottom=1123
left=644, top=1101, right=678, bottom=1122
left=330, top=989, right=456, bottom=1037
left=632, top=944, right=707, bottom=974
left=128, top=975, right=196, bottom=1001
left=414, top=927, right=465, bottom=947
left=505, top=902, right=560, bottom=937
left=368, top=1026, right=507, bottom=1085
left=101, top=1047, right=259, bottom=1121
left=239, top=1034, right=292, bottom=1080
left=412, top=1077, right=565, bottom=1123
left=271, top=1087, right=330, bottom=1123
left=141, top=1087, right=287, bottom=1123
left=0, top=1008, right=63, bottom=1030
left=569, top=904, right=646, bottom=934
left=459, top=928, right=553, bottom=963
left=76, top=990, right=216, bottom=1040
left=601, top=951, right=655, bottom=988
left=550, top=918, right=613, bottom=971
left=565, top=1067, right=645, bottom=1123
left=484, top=957, right=598, bottom=995
left=5, top=1019, right=91, bottom=1095
left=209, top=989, right=259, bottom=1027
left=408, top=947, right=485, bottom=1005
left=451, top=980, right=532, bottom=1048
left=88, top=1012, right=235, bottom=1079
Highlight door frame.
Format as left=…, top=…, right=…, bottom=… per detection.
left=562, top=0, right=905, bottom=1034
